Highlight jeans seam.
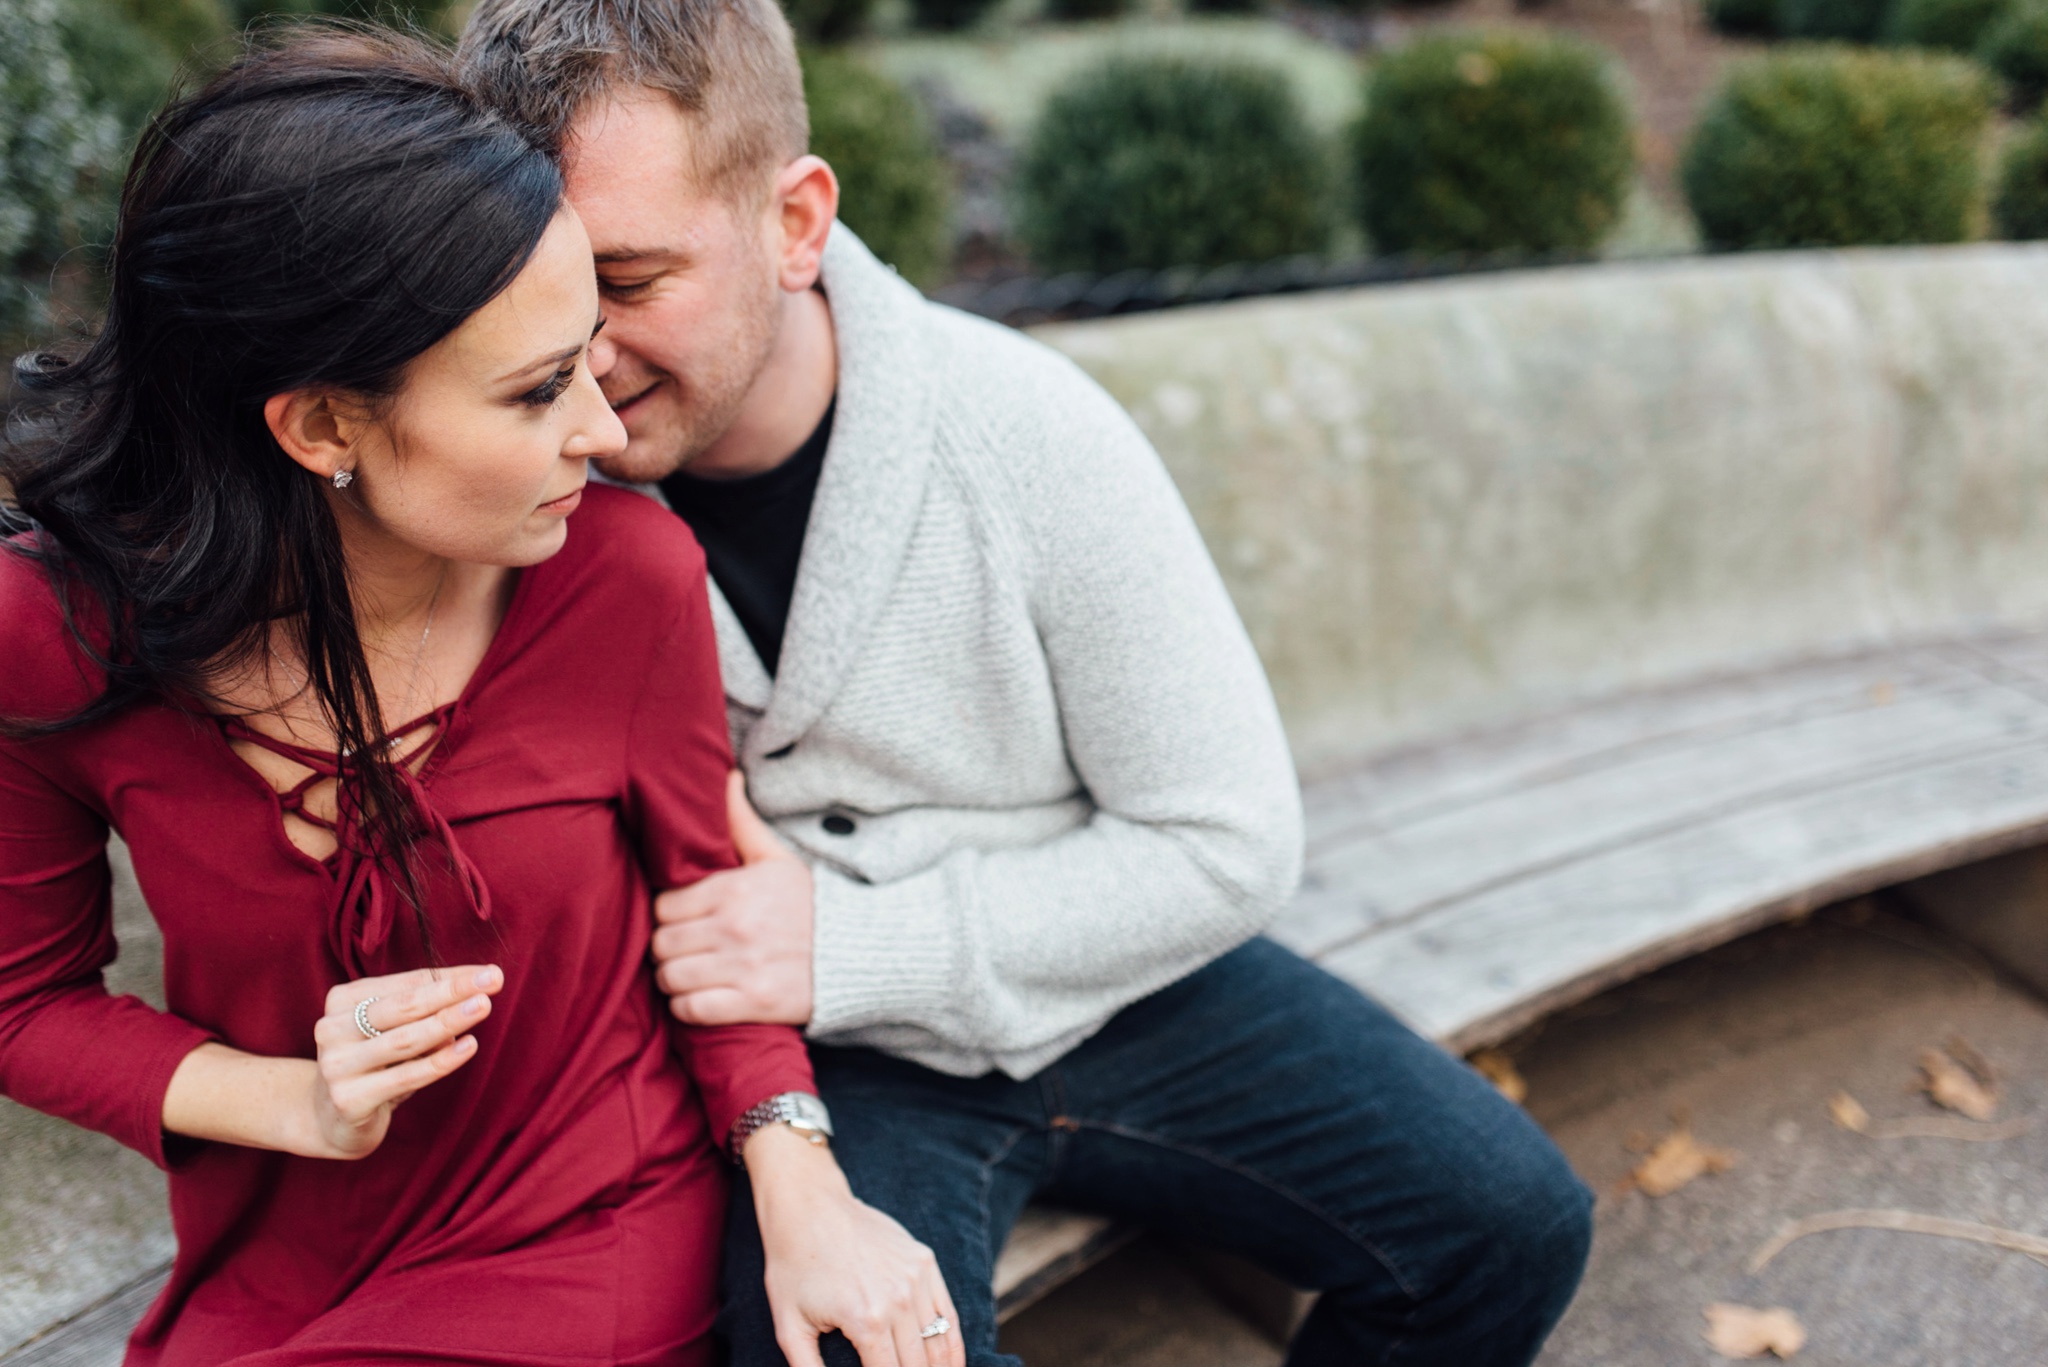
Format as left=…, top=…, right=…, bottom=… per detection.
left=1072, top=1118, right=1426, bottom=1305
left=975, top=1124, right=1034, bottom=1295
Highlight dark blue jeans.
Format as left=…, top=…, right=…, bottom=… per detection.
left=719, top=938, right=1592, bottom=1366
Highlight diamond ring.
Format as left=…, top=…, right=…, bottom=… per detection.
left=920, top=1316, right=951, bottom=1339
left=354, top=996, right=383, bottom=1040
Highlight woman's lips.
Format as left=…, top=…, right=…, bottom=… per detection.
left=537, top=488, right=582, bottom=515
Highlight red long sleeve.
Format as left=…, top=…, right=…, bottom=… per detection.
left=623, top=547, right=816, bottom=1150
left=0, top=564, right=214, bottom=1169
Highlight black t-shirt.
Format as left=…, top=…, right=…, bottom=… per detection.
left=659, top=398, right=834, bottom=675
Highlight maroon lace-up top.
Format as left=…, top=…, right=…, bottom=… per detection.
left=0, top=487, right=814, bottom=1366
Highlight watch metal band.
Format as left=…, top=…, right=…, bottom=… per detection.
left=729, top=1091, right=834, bottom=1166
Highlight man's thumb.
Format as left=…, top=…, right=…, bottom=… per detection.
left=727, top=769, right=792, bottom=864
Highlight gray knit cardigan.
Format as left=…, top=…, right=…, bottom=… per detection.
left=645, top=228, right=1303, bottom=1080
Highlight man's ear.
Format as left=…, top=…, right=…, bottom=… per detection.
left=772, top=154, right=839, bottom=294
left=263, top=389, right=358, bottom=484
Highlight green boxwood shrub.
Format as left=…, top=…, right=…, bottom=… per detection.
left=1682, top=46, right=1995, bottom=248
left=1780, top=0, right=1892, bottom=40
left=3, top=0, right=118, bottom=347
left=802, top=51, right=950, bottom=286
left=1979, top=0, right=2048, bottom=107
left=1013, top=56, right=1334, bottom=274
left=1351, top=30, right=1634, bottom=256
left=1994, top=113, right=2048, bottom=235
left=908, top=0, right=998, bottom=30
left=783, top=0, right=873, bottom=44
left=1706, top=0, right=1779, bottom=36
left=1888, top=0, right=2010, bottom=49
left=1045, top=0, right=1127, bottom=18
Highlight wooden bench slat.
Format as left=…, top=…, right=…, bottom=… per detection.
left=1312, top=673, right=2043, bottom=923
left=1277, top=643, right=2048, bottom=963
left=0, top=1271, right=166, bottom=1367
left=991, top=1210, right=1134, bottom=1322
left=1300, top=646, right=1971, bottom=845
left=1323, top=731, right=2048, bottom=1049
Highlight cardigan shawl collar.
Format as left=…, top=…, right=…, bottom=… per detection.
left=702, top=227, right=938, bottom=757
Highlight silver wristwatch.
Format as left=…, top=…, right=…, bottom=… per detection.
left=729, top=1091, right=834, bottom=1165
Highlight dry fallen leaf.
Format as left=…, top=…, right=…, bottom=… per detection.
left=1704, top=1303, right=1806, bottom=1359
left=1628, top=1127, right=1738, bottom=1197
left=1828, top=1092, right=1871, bottom=1133
left=1470, top=1048, right=1528, bottom=1104
left=1920, top=1045, right=1999, bottom=1121
left=1947, top=1035, right=1999, bottom=1087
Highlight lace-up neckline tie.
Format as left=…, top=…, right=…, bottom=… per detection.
left=220, top=708, right=492, bottom=975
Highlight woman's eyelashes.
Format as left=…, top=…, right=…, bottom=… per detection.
left=518, top=364, right=578, bottom=408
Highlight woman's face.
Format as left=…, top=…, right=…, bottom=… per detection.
left=338, top=208, right=625, bottom=567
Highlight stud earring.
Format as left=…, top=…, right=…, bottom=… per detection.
left=332, top=469, right=354, bottom=490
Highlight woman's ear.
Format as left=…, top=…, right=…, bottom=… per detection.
left=264, top=389, right=357, bottom=484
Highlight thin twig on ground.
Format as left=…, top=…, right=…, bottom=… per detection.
left=1749, top=1209, right=2048, bottom=1275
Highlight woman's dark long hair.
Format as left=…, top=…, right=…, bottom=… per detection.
left=1, top=28, right=563, bottom=929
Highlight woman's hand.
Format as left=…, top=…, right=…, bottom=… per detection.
left=301, top=964, right=503, bottom=1159
left=748, top=1123, right=965, bottom=1367
left=161, top=963, right=503, bottom=1160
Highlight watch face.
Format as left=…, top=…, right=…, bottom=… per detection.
left=783, top=1092, right=833, bottom=1136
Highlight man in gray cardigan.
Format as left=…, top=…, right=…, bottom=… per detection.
left=461, top=3, right=1591, bottom=1363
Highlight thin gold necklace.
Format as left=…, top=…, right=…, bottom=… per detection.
left=268, top=565, right=447, bottom=754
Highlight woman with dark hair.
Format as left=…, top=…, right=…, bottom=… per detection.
left=0, top=30, right=960, bottom=1367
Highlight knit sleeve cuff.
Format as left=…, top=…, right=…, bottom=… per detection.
left=807, top=865, right=965, bottom=1040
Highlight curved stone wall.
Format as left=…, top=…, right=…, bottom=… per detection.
left=1039, top=244, right=2048, bottom=775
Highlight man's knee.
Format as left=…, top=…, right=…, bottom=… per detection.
left=1494, top=1143, right=1593, bottom=1290
left=1443, top=1126, right=1593, bottom=1322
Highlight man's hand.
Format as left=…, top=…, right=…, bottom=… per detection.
left=653, top=771, right=816, bottom=1025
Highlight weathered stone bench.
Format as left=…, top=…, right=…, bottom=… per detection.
left=12, top=242, right=2048, bottom=1357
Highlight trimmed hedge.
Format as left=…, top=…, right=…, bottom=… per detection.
left=1995, top=113, right=2048, bottom=235
left=1706, top=0, right=1780, bottom=35
left=784, top=0, right=873, bottom=43
left=1352, top=30, right=1634, bottom=256
left=907, top=0, right=998, bottom=30
left=1888, top=0, right=2010, bottom=50
left=1979, top=0, right=2048, bottom=108
left=1780, top=0, right=1892, bottom=39
left=1682, top=46, right=1995, bottom=249
left=1013, top=56, right=1334, bottom=274
left=1045, top=0, right=1127, bottom=18
left=803, top=52, right=950, bottom=286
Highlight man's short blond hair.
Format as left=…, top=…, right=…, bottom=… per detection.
left=457, top=0, right=807, bottom=197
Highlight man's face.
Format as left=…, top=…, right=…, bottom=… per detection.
left=564, top=91, right=783, bottom=484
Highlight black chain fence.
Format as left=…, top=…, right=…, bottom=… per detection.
left=928, top=248, right=1687, bottom=328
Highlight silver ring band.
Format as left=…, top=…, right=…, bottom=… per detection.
left=353, top=996, right=383, bottom=1040
left=920, top=1316, right=951, bottom=1339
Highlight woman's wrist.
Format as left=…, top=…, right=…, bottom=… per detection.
left=746, top=1121, right=854, bottom=1218
left=163, top=1042, right=328, bottom=1157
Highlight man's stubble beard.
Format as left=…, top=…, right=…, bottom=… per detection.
left=595, top=270, right=783, bottom=486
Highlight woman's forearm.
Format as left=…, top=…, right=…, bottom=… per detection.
left=744, top=1119, right=964, bottom=1365
left=744, top=1120, right=854, bottom=1212
left=162, top=1041, right=319, bottom=1154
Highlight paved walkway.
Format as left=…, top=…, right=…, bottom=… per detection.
left=1003, top=898, right=2048, bottom=1364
